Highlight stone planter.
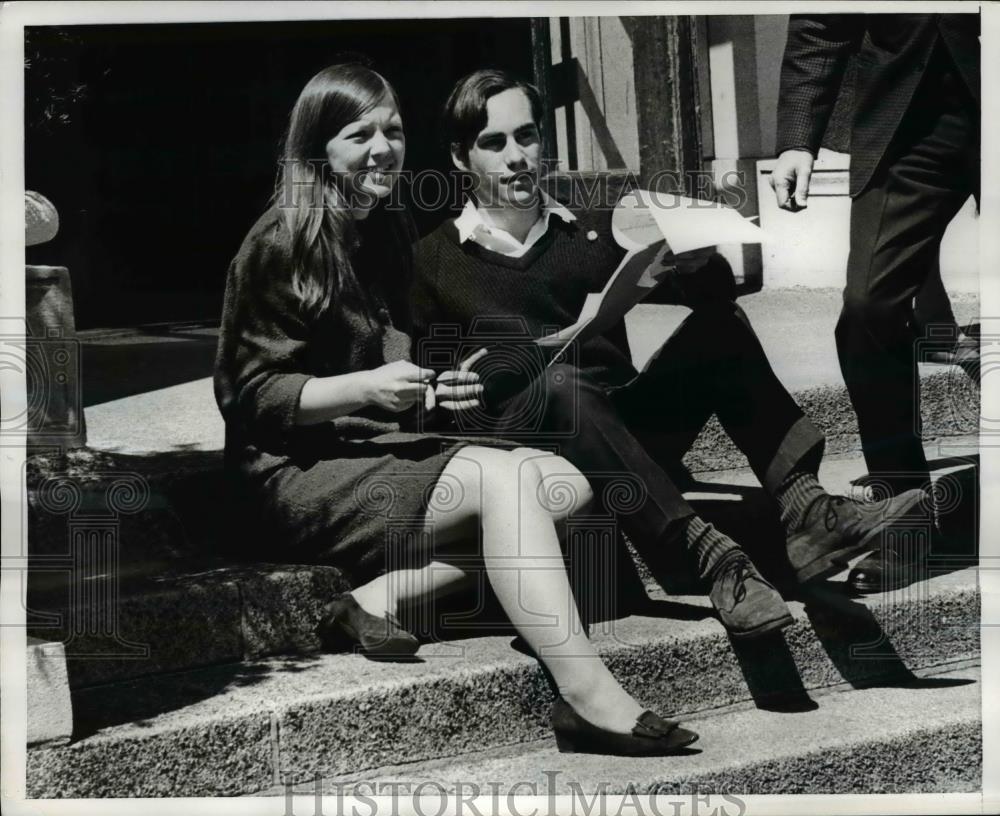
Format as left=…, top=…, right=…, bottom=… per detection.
left=25, top=265, right=86, bottom=449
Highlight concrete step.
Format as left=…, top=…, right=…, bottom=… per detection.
left=27, top=561, right=351, bottom=689
left=25, top=438, right=979, bottom=691
left=25, top=568, right=979, bottom=797
left=298, top=664, right=980, bottom=797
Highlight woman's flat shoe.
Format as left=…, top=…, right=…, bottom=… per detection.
left=550, top=698, right=699, bottom=756
left=316, top=594, right=419, bottom=657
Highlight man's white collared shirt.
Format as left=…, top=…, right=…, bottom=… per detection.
left=454, top=192, right=576, bottom=258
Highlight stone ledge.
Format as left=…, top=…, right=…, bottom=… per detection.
left=27, top=562, right=352, bottom=689
left=25, top=570, right=978, bottom=797
left=26, top=638, right=73, bottom=749
left=314, top=665, right=980, bottom=796
left=26, top=359, right=979, bottom=570
left=682, top=370, right=977, bottom=475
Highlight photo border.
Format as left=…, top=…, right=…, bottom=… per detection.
left=2, top=2, right=996, bottom=814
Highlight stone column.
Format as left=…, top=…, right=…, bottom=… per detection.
left=625, top=15, right=704, bottom=193
left=26, top=637, right=73, bottom=748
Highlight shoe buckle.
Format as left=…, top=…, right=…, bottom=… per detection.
left=632, top=710, right=678, bottom=738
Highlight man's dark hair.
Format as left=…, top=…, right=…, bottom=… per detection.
left=442, top=68, right=543, bottom=162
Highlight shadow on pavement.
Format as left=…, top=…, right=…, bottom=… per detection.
left=81, top=329, right=218, bottom=407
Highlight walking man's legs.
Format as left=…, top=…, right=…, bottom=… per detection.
left=836, top=43, right=979, bottom=497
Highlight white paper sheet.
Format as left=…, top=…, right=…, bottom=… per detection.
left=617, top=188, right=768, bottom=254
left=537, top=189, right=765, bottom=356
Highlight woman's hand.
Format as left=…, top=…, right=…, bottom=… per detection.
left=365, top=360, right=436, bottom=412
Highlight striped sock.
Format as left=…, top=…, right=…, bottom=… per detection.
left=776, top=470, right=827, bottom=532
left=681, top=515, right=740, bottom=582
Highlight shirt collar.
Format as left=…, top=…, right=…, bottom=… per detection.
left=454, top=190, right=576, bottom=245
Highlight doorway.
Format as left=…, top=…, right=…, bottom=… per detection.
left=25, top=17, right=536, bottom=329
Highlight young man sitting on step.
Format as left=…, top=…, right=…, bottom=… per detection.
left=411, top=69, right=931, bottom=639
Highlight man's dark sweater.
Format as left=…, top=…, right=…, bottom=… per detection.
left=410, top=205, right=638, bottom=405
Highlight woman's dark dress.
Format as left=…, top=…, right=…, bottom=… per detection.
left=214, top=207, right=472, bottom=582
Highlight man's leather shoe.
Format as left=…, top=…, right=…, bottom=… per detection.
left=709, top=550, right=793, bottom=639
left=786, top=488, right=930, bottom=584
left=848, top=534, right=932, bottom=594
left=923, top=326, right=979, bottom=366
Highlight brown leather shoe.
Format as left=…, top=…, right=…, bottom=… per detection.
left=786, top=489, right=930, bottom=584
left=709, top=551, right=793, bottom=639
left=848, top=535, right=932, bottom=594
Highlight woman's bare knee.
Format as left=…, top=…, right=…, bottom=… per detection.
left=511, top=449, right=594, bottom=520
left=422, top=447, right=495, bottom=540
left=432, top=445, right=591, bottom=528
left=428, top=446, right=528, bottom=520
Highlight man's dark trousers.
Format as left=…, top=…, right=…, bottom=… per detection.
left=836, top=40, right=980, bottom=494
left=489, top=301, right=824, bottom=567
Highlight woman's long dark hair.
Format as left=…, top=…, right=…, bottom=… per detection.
left=275, top=62, right=408, bottom=323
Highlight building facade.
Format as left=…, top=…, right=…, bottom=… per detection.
left=25, top=13, right=978, bottom=329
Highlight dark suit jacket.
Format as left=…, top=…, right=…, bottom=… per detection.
left=776, top=13, right=979, bottom=196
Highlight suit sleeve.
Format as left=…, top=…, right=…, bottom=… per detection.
left=214, top=229, right=314, bottom=448
left=776, top=14, right=864, bottom=156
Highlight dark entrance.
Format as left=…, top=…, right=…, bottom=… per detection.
left=25, top=18, right=535, bottom=329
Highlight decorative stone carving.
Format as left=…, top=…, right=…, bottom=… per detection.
left=26, top=191, right=59, bottom=247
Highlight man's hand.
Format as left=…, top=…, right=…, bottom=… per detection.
left=432, top=370, right=484, bottom=412
left=770, top=149, right=815, bottom=212
left=424, top=347, right=489, bottom=413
